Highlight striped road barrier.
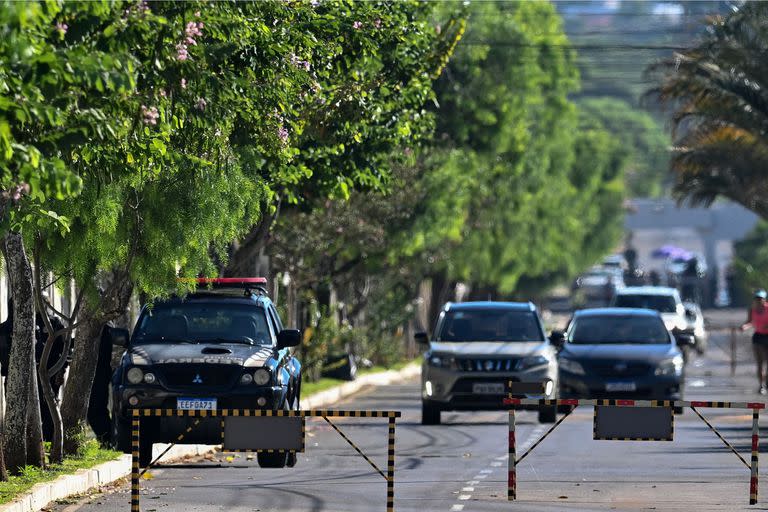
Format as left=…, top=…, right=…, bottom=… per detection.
left=130, top=409, right=400, bottom=512
left=504, top=394, right=765, bottom=505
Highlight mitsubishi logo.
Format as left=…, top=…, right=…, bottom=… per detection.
left=192, top=374, right=203, bottom=384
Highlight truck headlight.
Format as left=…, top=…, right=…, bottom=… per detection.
left=240, top=373, right=254, bottom=385
left=127, top=367, right=144, bottom=384
left=143, top=372, right=156, bottom=384
left=427, top=354, right=455, bottom=369
left=516, top=355, right=549, bottom=371
left=253, top=368, right=271, bottom=385
left=559, top=358, right=585, bottom=376
left=655, top=355, right=684, bottom=376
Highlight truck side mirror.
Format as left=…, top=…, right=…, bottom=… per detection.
left=277, top=329, right=302, bottom=349
left=110, top=327, right=130, bottom=347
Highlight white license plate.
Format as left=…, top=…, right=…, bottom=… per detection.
left=472, top=383, right=505, bottom=395
left=605, top=382, right=636, bottom=392
left=177, top=398, right=217, bottom=410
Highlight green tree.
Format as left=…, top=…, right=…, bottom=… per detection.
left=647, top=1, right=768, bottom=218
left=578, top=97, right=669, bottom=197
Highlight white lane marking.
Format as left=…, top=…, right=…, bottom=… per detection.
left=495, top=455, right=508, bottom=461
left=458, top=495, right=472, bottom=500
left=466, top=480, right=479, bottom=485
left=474, top=474, right=488, bottom=479
left=462, top=487, right=475, bottom=492
left=450, top=505, right=465, bottom=511
left=479, top=469, right=492, bottom=474
left=490, top=462, right=502, bottom=467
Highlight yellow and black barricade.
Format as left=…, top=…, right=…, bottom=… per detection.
left=130, top=408, right=400, bottom=512
left=503, top=391, right=765, bottom=506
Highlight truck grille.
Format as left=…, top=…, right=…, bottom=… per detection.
left=455, top=358, right=519, bottom=372
left=159, top=364, right=241, bottom=388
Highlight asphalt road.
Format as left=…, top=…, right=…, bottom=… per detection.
left=56, top=316, right=768, bottom=512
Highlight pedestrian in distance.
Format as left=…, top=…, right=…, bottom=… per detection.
left=742, top=289, right=768, bottom=394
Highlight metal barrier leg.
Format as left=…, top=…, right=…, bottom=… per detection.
left=751, top=408, right=760, bottom=505
left=131, top=411, right=140, bottom=512
left=387, top=417, right=396, bottom=512
left=508, top=409, right=516, bottom=501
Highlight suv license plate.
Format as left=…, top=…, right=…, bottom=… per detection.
left=177, top=398, right=217, bottom=411
left=472, top=383, right=505, bottom=395
left=605, top=382, right=636, bottom=392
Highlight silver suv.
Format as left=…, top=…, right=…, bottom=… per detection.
left=416, top=302, right=559, bottom=425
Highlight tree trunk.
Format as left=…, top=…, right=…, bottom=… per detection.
left=60, top=303, right=105, bottom=455
left=60, top=271, right=133, bottom=455
left=25, top=380, right=45, bottom=467
left=0, top=430, right=7, bottom=481
left=2, top=233, right=38, bottom=472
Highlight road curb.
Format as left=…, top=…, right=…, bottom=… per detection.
left=0, top=361, right=420, bottom=512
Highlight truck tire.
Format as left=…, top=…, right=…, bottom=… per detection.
left=421, top=402, right=441, bottom=425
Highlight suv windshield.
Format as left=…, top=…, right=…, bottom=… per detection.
left=614, top=294, right=677, bottom=313
left=438, top=309, right=544, bottom=342
left=133, top=302, right=272, bottom=345
left=570, top=315, right=669, bottom=344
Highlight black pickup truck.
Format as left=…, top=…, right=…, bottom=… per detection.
left=110, top=278, right=302, bottom=467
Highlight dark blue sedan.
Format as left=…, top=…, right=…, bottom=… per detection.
left=553, top=308, right=687, bottom=404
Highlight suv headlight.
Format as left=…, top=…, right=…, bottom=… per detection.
left=516, top=355, right=549, bottom=371
left=253, top=368, right=271, bottom=385
left=126, top=367, right=144, bottom=384
left=427, top=353, right=455, bottom=369
left=559, top=358, right=585, bottom=376
left=654, top=355, right=684, bottom=376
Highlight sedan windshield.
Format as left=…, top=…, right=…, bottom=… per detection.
left=133, top=302, right=272, bottom=345
left=438, top=310, right=544, bottom=342
left=570, top=315, right=670, bottom=344
left=614, top=294, right=677, bottom=313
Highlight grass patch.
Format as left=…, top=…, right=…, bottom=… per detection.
left=302, top=358, right=420, bottom=397
left=0, top=440, right=121, bottom=504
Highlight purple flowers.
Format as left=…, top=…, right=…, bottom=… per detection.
left=181, top=78, right=187, bottom=89
left=373, top=19, right=382, bottom=29
left=175, top=18, right=203, bottom=61
left=277, top=124, right=289, bottom=144
left=289, top=53, right=311, bottom=71
left=175, top=42, right=189, bottom=61
left=353, top=21, right=362, bottom=30
left=141, top=105, right=159, bottom=125
left=55, top=22, right=68, bottom=35
left=196, top=97, right=207, bottom=111
left=185, top=20, right=203, bottom=45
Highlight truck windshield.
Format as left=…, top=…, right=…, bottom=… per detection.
left=437, top=309, right=544, bottom=342
left=133, top=302, right=272, bottom=345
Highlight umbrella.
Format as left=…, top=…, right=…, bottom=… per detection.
left=651, top=245, right=682, bottom=259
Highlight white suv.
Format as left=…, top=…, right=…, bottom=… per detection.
left=612, top=286, right=687, bottom=333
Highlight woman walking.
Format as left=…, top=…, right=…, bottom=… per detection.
left=743, top=290, right=768, bottom=394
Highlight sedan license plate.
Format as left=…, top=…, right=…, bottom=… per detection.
left=177, top=398, right=217, bottom=411
left=605, top=382, right=636, bottom=392
left=472, top=383, right=505, bottom=395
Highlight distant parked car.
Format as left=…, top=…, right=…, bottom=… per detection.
left=574, top=267, right=625, bottom=306
left=416, top=301, right=559, bottom=425
left=682, top=301, right=708, bottom=354
left=553, top=308, right=691, bottom=413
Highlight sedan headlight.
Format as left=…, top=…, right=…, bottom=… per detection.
left=126, top=367, right=144, bottom=384
left=516, top=355, right=549, bottom=371
left=654, top=355, right=684, bottom=376
left=427, top=353, right=455, bottom=369
left=253, top=368, right=271, bottom=385
left=559, top=358, right=585, bottom=376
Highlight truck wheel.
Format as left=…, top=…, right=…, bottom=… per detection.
left=258, top=402, right=291, bottom=468
left=139, top=435, right=154, bottom=468
left=421, top=402, right=441, bottom=425
left=538, top=405, right=557, bottom=424
left=112, top=418, right=131, bottom=454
